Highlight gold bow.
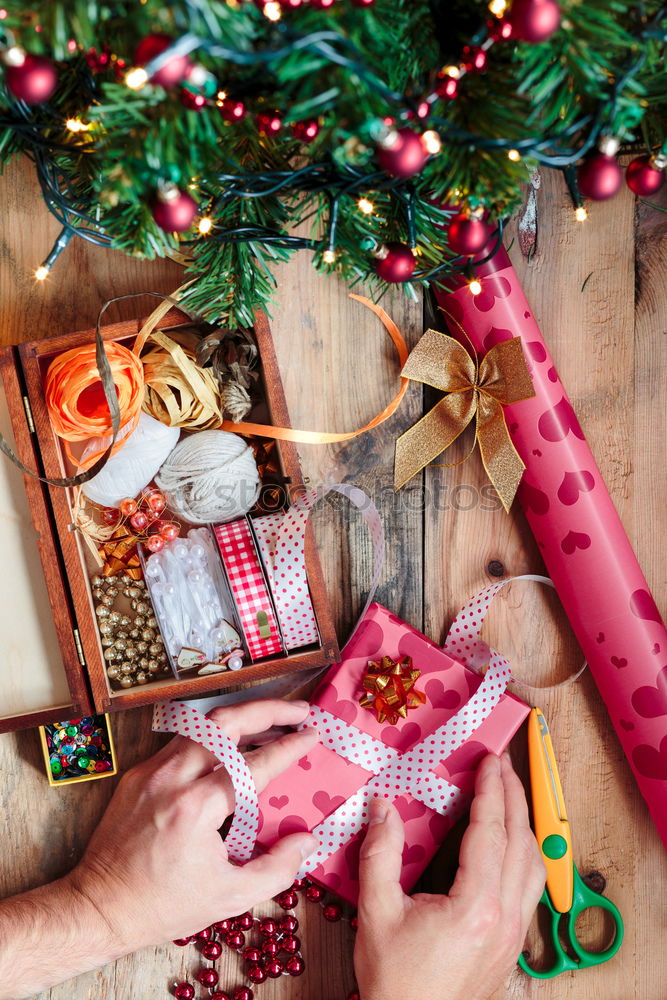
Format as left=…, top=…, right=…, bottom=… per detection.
left=394, top=330, right=535, bottom=512
left=360, top=655, right=426, bottom=725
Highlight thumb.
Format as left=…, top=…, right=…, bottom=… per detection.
left=357, top=797, right=406, bottom=924
left=239, top=832, right=318, bottom=901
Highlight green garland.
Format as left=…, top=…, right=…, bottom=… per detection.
left=0, top=0, right=665, bottom=325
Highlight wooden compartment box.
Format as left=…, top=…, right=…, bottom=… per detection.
left=0, top=311, right=339, bottom=734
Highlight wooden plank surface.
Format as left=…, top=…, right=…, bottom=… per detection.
left=0, top=155, right=665, bottom=999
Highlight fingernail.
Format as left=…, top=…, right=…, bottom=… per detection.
left=368, top=798, right=389, bottom=825
left=300, top=838, right=319, bottom=861
left=488, top=754, right=501, bottom=774
left=292, top=700, right=310, bottom=711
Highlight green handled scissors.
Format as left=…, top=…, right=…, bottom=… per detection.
left=518, top=708, right=624, bottom=979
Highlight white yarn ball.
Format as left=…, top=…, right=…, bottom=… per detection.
left=82, top=412, right=180, bottom=508
left=155, top=430, right=260, bottom=525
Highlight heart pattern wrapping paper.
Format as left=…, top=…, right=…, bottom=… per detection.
left=433, top=248, right=667, bottom=849
left=255, top=602, right=529, bottom=905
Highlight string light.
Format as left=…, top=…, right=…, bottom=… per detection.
left=507, top=148, right=521, bottom=162
left=34, top=265, right=49, bottom=281
left=216, top=90, right=228, bottom=104
left=322, top=249, right=336, bottom=264
left=125, top=66, right=149, bottom=90
left=65, top=118, right=91, bottom=133
left=198, top=216, right=213, bottom=234
left=488, top=0, right=508, bottom=15
left=422, top=130, right=442, bottom=155
left=263, top=1, right=282, bottom=19
left=575, top=206, right=588, bottom=222
left=468, top=278, right=482, bottom=295
left=357, top=197, right=374, bottom=214
left=442, top=65, right=462, bottom=79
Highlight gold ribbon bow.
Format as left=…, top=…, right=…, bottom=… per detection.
left=360, top=655, right=426, bottom=725
left=394, top=329, right=535, bottom=512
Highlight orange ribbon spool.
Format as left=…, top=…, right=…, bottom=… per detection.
left=45, top=341, right=144, bottom=469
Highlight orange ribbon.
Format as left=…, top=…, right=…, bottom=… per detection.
left=98, top=525, right=143, bottom=579
left=360, top=655, right=426, bottom=725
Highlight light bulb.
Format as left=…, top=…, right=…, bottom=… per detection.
left=322, top=249, right=336, bottom=264
left=442, top=65, right=462, bottom=80
left=125, top=66, right=149, bottom=90
left=35, top=265, right=49, bottom=281
left=468, top=278, right=482, bottom=296
left=66, top=118, right=90, bottom=133
left=575, top=207, right=588, bottom=222
left=263, top=0, right=282, bottom=19
left=422, top=130, right=442, bottom=155
left=488, top=0, right=508, bottom=15
left=507, top=148, right=521, bottom=162
left=198, top=216, right=213, bottom=234
left=357, top=198, right=374, bottom=214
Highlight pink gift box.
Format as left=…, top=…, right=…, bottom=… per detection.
left=256, top=603, right=529, bottom=905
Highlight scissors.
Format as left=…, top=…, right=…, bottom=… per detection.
left=518, top=707, right=624, bottom=979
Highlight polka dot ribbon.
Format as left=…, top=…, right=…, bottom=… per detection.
left=152, top=700, right=259, bottom=862
left=253, top=483, right=385, bottom=650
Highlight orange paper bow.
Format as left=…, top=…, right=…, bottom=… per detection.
left=360, top=656, right=426, bottom=725
left=98, top=526, right=142, bottom=579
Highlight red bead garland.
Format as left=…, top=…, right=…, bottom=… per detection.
left=169, top=878, right=359, bottom=1000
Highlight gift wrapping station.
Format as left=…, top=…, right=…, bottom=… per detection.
left=1, top=162, right=666, bottom=999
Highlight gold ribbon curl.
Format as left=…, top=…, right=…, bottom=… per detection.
left=360, top=655, right=426, bottom=725
left=394, top=330, right=535, bottom=512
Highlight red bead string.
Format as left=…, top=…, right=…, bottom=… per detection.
left=171, top=877, right=358, bottom=1000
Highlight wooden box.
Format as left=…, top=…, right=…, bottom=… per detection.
left=0, top=311, right=339, bottom=734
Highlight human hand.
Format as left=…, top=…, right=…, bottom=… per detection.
left=354, top=754, right=545, bottom=1000
left=69, top=699, right=318, bottom=956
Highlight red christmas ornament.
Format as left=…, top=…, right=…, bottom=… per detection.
left=265, top=959, right=283, bottom=979
left=261, top=937, right=280, bottom=957
left=151, top=187, right=198, bottom=232
left=172, top=937, right=191, bottom=946
left=446, top=212, right=491, bottom=256
left=194, top=927, right=212, bottom=941
left=174, top=985, right=195, bottom=1000
left=5, top=53, right=58, bottom=104
left=256, top=111, right=282, bottom=136
left=323, top=903, right=342, bottom=922
left=225, top=930, right=245, bottom=950
left=212, top=919, right=232, bottom=934
left=281, top=934, right=301, bottom=954
left=233, top=912, right=254, bottom=931
left=197, top=968, right=219, bottom=988
left=279, top=914, right=299, bottom=933
left=243, top=946, right=262, bottom=964
left=146, top=490, right=166, bottom=513
left=210, top=994, right=232, bottom=1000
left=232, top=990, right=253, bottom=1000
left=219, top=98, right=246, bottom=122
left=577, top=152, right=623, bottom=201
left=130, top=511, right=148, bottom=531
left=285, top=955, right=306, bottom=977
left=181, top=89, right=207, bottom=111
left=509, top=0, right=561, bottom=43
left=350, top=914, right=359, bottom=931
left=305, top=884, right=326, bottom=903
left=277, top=889, right=298, bottom=909
left=626, top=155, right=665, bottom=197
left=102, top=508, right=120, bottom=525
left=292, top=118, right=320, bottom=142
left=135, top=33, right=190, bottom=88
left=145, top=534, right=165, bottom=553
left=258, top=917, right=277, bottom=936
left=119, top=497, right=138, bottom=517
left=377, top=127, right=428, bottom=179
left=374, top=242, right=416, bottom=283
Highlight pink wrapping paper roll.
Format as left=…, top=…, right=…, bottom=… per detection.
left=432, top=249, right=667, bottom=849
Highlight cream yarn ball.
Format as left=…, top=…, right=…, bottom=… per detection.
left=155, top=430, right=260, bottom=525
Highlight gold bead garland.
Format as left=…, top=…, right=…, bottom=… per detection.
left=93, top=574, right=171, bottom=689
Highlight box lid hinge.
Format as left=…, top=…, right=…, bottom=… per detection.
left=72, top=628, right=86, bottom=667
left=22, top=395, right=35, bottom=433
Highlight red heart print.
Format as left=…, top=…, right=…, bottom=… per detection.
left=630, top=589, right=663, bottom=624
left=631, top=666, right=667, bottom=719
left=532, top=449, right=542, bottom=457
left=381, top=722, right=422, bottom=750
left=349, top=617, right=385, bottom=658
left=278, top=814, right=310, bottom=838
left=519, top=480, right=550, bottom=515
left=561, top=530, right=591, bottom=554
left=268, top=795, right=289, bottom=810
left=538, top=397, right=585, bottom=443
left=298, top=755, right=312, bottom=770
left=312, top=790, right=347, bottom=816
left=398, top=629, right=438, bottom=664
left=472, top=275, right=512, bottom=313
left=326, top=697, right=359, bottom=725
left=444, top=740, right=487, bottom=784
left=401, top=843, right=426, bottom=866
left=596, top=632, right=605, bottom=643
left=428, top=811, right=452, bottom=840
left=611, top=656, right=627, bottom=669
left=619, top=719, right=635, bottom=731
left=399, top=798, right=428, bottom=822
left=653, top=644, right=661, bottom=655
left=525, top=341, right=547, bottom=363
left=483, top=326, right=513, bottom=351
left=632, top=737, right=667, bottom=781
left=557, top=470, right=595, bottom=506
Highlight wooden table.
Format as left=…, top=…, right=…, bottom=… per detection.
left=0, top=157, right=665, bottom=1000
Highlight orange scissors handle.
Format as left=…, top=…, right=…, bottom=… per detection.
left=528, top=708, right=573, bottom=913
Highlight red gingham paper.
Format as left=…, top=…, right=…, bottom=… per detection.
left=214, top=519, right=283, bottom=660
